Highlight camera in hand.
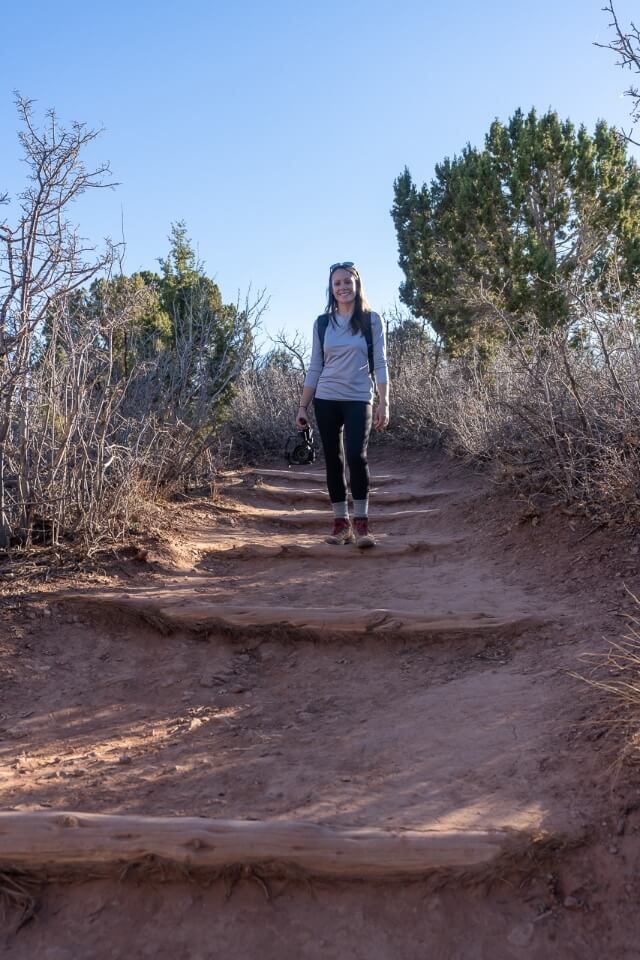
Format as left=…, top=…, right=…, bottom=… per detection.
left=285, top=425, right=316, bottom=466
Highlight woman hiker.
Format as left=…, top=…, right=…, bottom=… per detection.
left=295, top=262, right=390, bottom=548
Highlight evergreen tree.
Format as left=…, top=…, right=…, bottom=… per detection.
left=392, top=109, right=640, bottom=352
left=158, top=221, right=229, bottom=344
left=86, top=273, right=171, bottom=377
left=156, top=222, right=253, bottom=419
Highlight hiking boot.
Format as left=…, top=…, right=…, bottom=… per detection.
left=325, top=518, right=355, bottom=545
left=354, top=517, right=376, bottom=549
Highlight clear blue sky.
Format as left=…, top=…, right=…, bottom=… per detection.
left=2, top=1, right=639, bottom=346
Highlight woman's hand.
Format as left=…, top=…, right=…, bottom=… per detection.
left=374, top=402, right=389, bottom=432
left=296, top=406, right=309, bottom=429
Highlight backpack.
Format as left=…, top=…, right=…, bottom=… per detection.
left=317, top=312, right=375, bottom=378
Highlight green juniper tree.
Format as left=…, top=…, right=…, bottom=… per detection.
left=156, top=221, right=253, bottom=422
left=83, top=273, right=171, bottom=378
left=392, top=109, right=640, bottom=352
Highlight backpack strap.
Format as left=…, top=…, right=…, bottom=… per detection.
left=317, top=312, right=375, bottom=377
left=317, top=314, right=330, bottom=359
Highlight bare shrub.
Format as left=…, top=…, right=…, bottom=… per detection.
left=382, top=289, right=640, bottom=523
left=387, top=346, right=512, bottom=455
left=597, top=2, right=640, bottom=144
left=225, top=364, right=305, bottom=462
left=123, top=286, right=264, bottom=486
left=0, top=98, right=263, bottom=549
left=0, top=96, right=118, bottom=547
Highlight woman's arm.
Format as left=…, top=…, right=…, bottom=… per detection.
left=296, top=385, right=316, bottom=427
left=296, top=318, right=322, bottom=427
left=374, top=380, right=390, bottom=431
left=372, top=313, right=390, bottom=432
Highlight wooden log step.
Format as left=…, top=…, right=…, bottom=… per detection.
left=233, top=484, right=452, bottom=505
left=0, top=812, right=510, bottom=879
left=222, top=469, right=401, bottom=486
left=198, top=537, right=462, bottom=560
left=63, top=594, right=543, bottom=640
left=252, top=508, right=440, bottom=526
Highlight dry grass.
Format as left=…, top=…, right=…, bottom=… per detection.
left=575, top=594, right=640, bottom=765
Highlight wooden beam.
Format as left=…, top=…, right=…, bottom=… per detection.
left=0, top=813, right=507, bottom=879
left=63, top=595, right=540, bottom=640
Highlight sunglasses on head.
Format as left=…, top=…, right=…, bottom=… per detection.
left=329, top=261, right=357, bottom=272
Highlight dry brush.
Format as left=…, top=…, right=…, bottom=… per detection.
left=0, top=97, right=263, bottom=550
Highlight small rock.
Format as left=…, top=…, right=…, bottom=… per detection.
left=118, top=754, right=132, bottom=765
left=563, top=896, right=581, bottom=910
left=507, top=922, right=534, bottom=947
left=609, top=844, right=619, bottom=855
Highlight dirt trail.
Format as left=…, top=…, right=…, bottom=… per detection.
left=1, top=450, right=639, bottom=958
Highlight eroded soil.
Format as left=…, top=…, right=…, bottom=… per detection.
left=1, top=449, right=640, bottom=958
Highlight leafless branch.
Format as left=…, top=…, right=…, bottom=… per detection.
left=269, top=327, right=309, bottom=376
left=596, top=3, right=640, bottom=144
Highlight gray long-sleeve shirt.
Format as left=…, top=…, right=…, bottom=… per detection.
left=303, top=311, right=389, bottom=403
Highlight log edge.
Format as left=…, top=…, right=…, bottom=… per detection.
left=0, top=812, right=510, bottom=880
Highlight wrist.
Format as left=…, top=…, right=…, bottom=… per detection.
left=298, top=404, right=308, bottom=411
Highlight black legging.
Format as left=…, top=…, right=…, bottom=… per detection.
left=313, top=399, right=372, bottom=503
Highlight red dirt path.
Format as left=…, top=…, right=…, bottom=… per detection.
left=1, top=449, right=640, bottom=958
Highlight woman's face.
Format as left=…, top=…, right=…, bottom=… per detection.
left=331, top=268, right=357, bottom=309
